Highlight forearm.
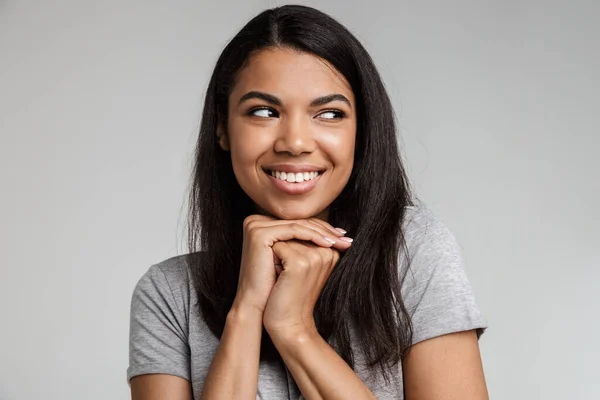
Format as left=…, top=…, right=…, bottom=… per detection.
left=201, top=304, right=263, bottom=399
left=270, top=330, right=376, bottom=400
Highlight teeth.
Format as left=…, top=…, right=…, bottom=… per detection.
left=269, top=170, right=320, bottom=183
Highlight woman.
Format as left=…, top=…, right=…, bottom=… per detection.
left=127, top=5, right=488, bottom=399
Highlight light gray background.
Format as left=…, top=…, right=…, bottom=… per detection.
left=1, top=0, right=598, bottom=399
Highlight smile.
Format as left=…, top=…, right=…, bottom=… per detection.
left=269, top=170, right=319, bottom=183
left=263, top=168, right=325, bottom=195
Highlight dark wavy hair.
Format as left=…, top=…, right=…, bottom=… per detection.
left=187, top=4, right=414, bottom=382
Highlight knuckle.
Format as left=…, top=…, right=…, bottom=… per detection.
left=332, top=250, right=340, bottom=262
left=296, top=257, right=310, bottom=270
left=247, top=226, right=265, bottom=243
left=308, top=251, right=322, bottom=266
left=306, top=218, right=322, bottom=229
left=320, top=249, right=334, bottom=266
left=243, top=215, right=257, bottom=229
left=310, top=217, right=329, bottom=229
left=246, top=223, right=257, bottom=234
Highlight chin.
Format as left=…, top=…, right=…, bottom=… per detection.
left=267, top=204, right=327, bottom=221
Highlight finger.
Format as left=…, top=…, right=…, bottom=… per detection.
left=331, top=247, right=341, bottom=267
left=284, top=241, right=340, bottom=279
left=307, top=217, right=347, bottom=237
left=271, top=241, right=304, bottom=270
left=284, top=223, right=352, bottom=251
left=249, top=219, right=340, bottom=246
left=274, top=263, right=283, bottom=276
left=247, top=216, right=345, bottom=238
left=249, top=220, right=351, bottom=250
left=287, top=221, right=353, bottom=251
left=296, top=241, right=340, bottom=267
left=314, top=245, right=341, bottom=274
left=254, top=223, right=338, bottom=249
left=294, top=220, right=352, bottom=251
left=243, top=214, right=276, bottom=227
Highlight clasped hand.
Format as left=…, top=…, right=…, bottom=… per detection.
left=233, top=214, right=353, bottom=340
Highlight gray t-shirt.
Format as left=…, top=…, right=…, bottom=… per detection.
left=127, top=205, right=487, bottom=399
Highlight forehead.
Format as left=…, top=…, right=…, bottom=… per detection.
left=230, top=47, right=354, bottom=103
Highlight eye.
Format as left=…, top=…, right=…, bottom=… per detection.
left=317, top=110, right=346, bottom=120
left=248, top=107, right=279, bottom=118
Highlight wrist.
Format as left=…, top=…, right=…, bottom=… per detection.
left=228, top=300, right=264, bottom=325
left=270, top=328, right=321, bottom=361
left=267, top=323, right=319, bottom=347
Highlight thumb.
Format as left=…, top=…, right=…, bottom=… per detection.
left=271, top=242, right=285, bottom=276
left=273, top=251, right=281, bottom=266
left=272, top=241, right=297, bottom=270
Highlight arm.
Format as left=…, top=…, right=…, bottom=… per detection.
left=271, top=329, right=488, bottom=400
left=270, top=329, right=376, bottom=400
left=399, top=207, right=489, bottom=399
left=200, top=215, right=350, bottom=399
left=128, top=264, right=195, bottom=400
left=403, top=330, right=489, bottom=399
left=200, top=303, right=264, bottom=399
left=130, top=305, right=263, bottom=400
left=131, top=375, right=192, bottom=400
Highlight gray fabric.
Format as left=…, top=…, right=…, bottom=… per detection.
left=127, top=205, right=488, bottom=399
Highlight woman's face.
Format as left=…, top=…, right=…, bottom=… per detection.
left=220, top=47, right=356, bottom=221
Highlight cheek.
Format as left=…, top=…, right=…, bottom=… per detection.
left=320, top=129, right=356, bottom=168
left=228, top=122, right=271, bottom=167
left=227, top=122, right=278, bottom=192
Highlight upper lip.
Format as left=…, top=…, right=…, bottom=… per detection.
left=263, top=163, right=327, bottom=173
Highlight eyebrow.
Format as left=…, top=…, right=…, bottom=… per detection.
left=238, top=91, right=351, bottom=108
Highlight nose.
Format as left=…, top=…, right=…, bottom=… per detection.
left=273, top=114, right=316, bottom=155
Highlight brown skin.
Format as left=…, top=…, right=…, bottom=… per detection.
left=219, top=46, right=357, bottom=221
left=201, top=215, right=351, bottom=400
left=403, top=330, right=489, bottom=399
left=131, top=47, right=488, bottom=399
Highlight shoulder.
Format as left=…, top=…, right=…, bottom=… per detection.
left=150, top=253, right=193, bottom=292
left=129, top=253, right=200, bottom=330
left=399, top=202, right=466, bottom=288
left=402, top=203, right=461, bottom=260
left=132, top=254, right=193, bottom=299
left=400, top=202, right=465, bottom=296
left=127, top=253, right=203, bottom=384
left=400, top=203, right=488, bottom=344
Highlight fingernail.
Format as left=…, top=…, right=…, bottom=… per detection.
left=324, top=236, right=336, bottom=244
left=339, top=237, right=353, bottom=243
left=335, top=228, right=347, bottom=234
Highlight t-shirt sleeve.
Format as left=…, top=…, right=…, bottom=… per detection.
left=400, top=207, right=488, bottom=346
left=127, top=264, right=191, bottom=384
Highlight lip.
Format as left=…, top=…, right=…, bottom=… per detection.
left=262, top=163, right=327, bottom=174
left=265, top=169, right=324, bottom=195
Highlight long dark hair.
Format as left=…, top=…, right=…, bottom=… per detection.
left=187, top=4, right=413, bottom=382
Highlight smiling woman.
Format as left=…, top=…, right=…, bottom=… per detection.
left=127, top=4, right=489, bottom=400
left=222, top=48, right=356, bottom=219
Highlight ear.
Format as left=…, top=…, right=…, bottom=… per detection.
left=216, top=120, right=230, bottom=151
